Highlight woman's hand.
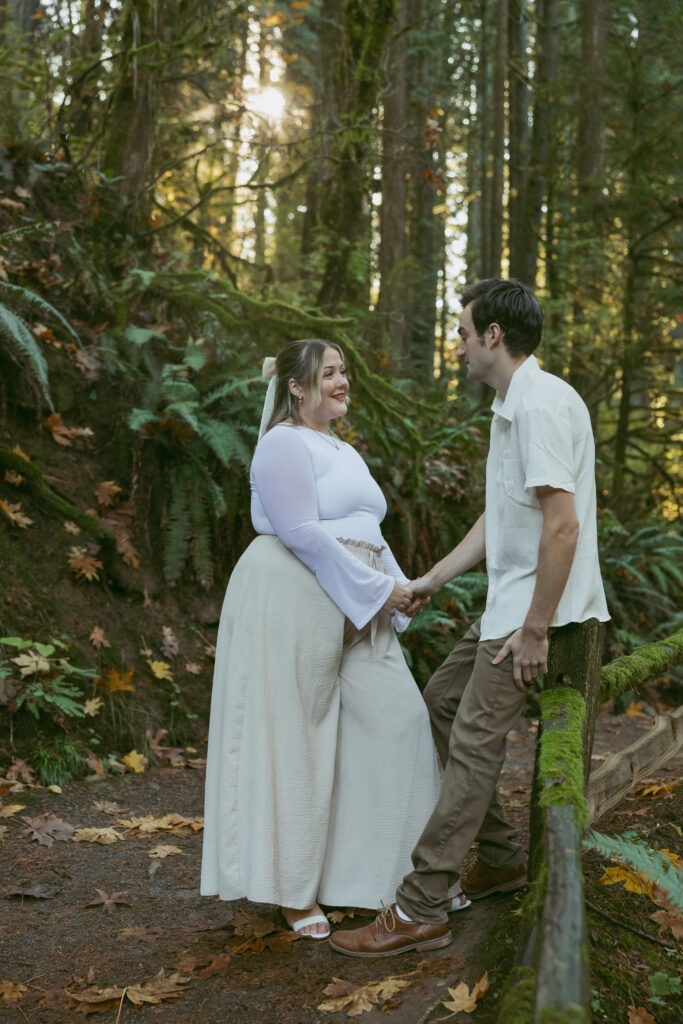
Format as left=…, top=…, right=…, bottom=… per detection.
left=382, top=580, right=414, bottom=614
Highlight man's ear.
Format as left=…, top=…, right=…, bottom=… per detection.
left=486, top=323, right=503, bottom=349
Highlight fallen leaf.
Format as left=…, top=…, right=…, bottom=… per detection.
left=118, top=925, right=163, bottom=943
left=84, top=753, right=107, bottom=778
left=33, top=322, right=58, bottom=345
left=598, top=865, right=655, bottom=898
left=0, top=980, right=28, bottom=1003
left=625, top=700, right=648, bottom=718
left=117, top=813, right=202, bottom=834
left=95, top=480, right=121, bottom=506
left=183, top=909, right=234, bottom=932
left=318, top=975, right=413, bottom=1017
left=45, top=412, right=94, bottom=447
left=63, top=520, right=81, bottom=535
left=67, top=546, right=103, bottom=581
left=89, top=626, right=110, bottom=649
left=184, top=661, right=202, bottom=675
left=125, top=969, right=192, bottom=1007
left=11, top=651, right=50, bottom=676
left=95, top=667, right=135, bottom=693
left=47, top=784, right=62, bottom=793
left=4, top=883, right=61, bottom=899
left=162, top=626, right=180, bottom=658
left=122, top=749, right=148, bottom=773
left=83, top=696, right=103, bottom=717
left=196, top=953, right=233, bottom=979
left=12, top=444, right=30, bottom=462
left=93, top=800, right=125, bottom=815
left=0, top=803, right=25, bottom=817
left=0, top=498, right=33, bottom=528
left=4, top=470, right=23, bottom=485
left=20, top=813, right=75, bottom=846
left=637, top=780, right=678, bottom=799
left=147, top=659, right=173, bottom=681
left=86, top=888, right=131, bottom=913
left=650, top=906, right=683, bottom=940
left=232, top=909, right=280, bottom=938
left=628, top=1007, right=656, bottom=1024
left=72, top=826, right=125, bottom=845
left=442, top=972, right=489, bottom=1014
left=148, top=844, right=183, bottom=859
left=6, top=759, right=36, bottom=785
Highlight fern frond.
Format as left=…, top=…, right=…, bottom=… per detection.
left=583, top=828, right=683, bottom=911
left=0, top=280, right=80, bottom=345
left=164, top=474, right=191, bottom=582
left=197, top=417, right=249, bottom=465
left=0, top=302, right=53, bottom=409
left=190, top=492, right=213, bottom=586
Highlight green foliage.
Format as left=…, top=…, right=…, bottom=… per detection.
left=34, top=735, right=87, bottom=787
left=583, top=828, right=683, bottom=912
left=0, top=635, right=94, bottom=722
left=0, top=287, right=54, bottom=410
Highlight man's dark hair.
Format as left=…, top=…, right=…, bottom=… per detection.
left=460, top=278, right=543, bottom=356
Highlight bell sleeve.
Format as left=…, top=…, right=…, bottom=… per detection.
left=251, top=428, right=394, bottom=630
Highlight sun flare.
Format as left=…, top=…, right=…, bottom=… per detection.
left=250, top=86, right=286, bottom=121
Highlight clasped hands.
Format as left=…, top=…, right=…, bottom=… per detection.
left=382, top=577, right=432, bottom=618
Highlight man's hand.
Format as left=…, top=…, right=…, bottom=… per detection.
left=492, top=626, right=548, bottom=691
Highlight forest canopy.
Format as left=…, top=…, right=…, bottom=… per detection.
left=0, top=0, right=681, bottom=673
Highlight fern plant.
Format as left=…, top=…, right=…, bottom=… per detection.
left=583, top=827, right=683, bottom=912
left=0, top=636, right=94, bottom=724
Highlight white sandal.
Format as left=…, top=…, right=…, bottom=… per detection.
left=448, top=884, right=472, bottom=913
left=287, top=912, right=331, bottom=940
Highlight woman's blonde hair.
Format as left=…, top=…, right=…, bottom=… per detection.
left=265, top=339, right=344, bottom=433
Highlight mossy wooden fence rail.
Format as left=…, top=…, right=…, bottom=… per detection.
left=497, top=625, right=683, bottom=1024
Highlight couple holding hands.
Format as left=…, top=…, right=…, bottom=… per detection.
left=201, top=278, right=608, bottom=956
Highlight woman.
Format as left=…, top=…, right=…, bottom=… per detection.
left=201, top=340, right=450, bottom=939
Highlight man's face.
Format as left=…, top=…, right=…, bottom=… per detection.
left=457, top=303, right=492, bottom=384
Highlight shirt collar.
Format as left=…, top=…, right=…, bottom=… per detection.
left=491, top=355, right=539, bottom=421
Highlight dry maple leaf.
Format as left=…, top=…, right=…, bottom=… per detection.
left=11, top=444, right=30, bottom=461
left=6, top=759, right=36, bottom=786
left=83, top=696, right=103, bottom=717
left=442, top=972, right=490, bottom=1014
left=93, top=800, right=125, bottom=815
left=628, top=1007, right=656, bottom=1024
left=84, top=753, right=107, bottom=778
left=148, top=844, right=183, bottom=859
left=147, top=658, right=173, bottom=680
left=63, top=519, right=81, bottom=535
left=162, top=626, right=180, bottom=658
left=0, top=803, right=24, bottom=817
left=318, top=975, right=413, bottom=1017
left=20, top=813, right=75, bottom=846
left=67, top=546, right=103, bottom=581
left=0, top=498, right=33, bottom=528
left=184, top=661, right=202, bottom=675
left=95, top=667, right=135, bottom=693
left=72, top=826, right=125, bottom=845
left=94, top=480, right=121, bottom=507
left=122, top=749, right=148, bottom=773
left=0, top=980, right=28, bottom=1003
left=598, top=865, right=655, bottom=898
left=86, top=888, right=131, bottom=913
left=89, top=626, right=110, bottom=649
left=624, top=700, right=648, bottom=718
left=45, top=412, right=94, bottom=447
left=11, top=651, right=50, bottom=676
left=124, top=969, right=192, bottom=1008
left=196, top=953, right=233, bottom=980
left=637, top=780, right=678, bottom=799
left=232, top=909, right=280, bottom=938
left=4, top=469, right=23, bottom=485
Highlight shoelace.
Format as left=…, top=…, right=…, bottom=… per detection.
left=373, top=902, right=397, bottom=938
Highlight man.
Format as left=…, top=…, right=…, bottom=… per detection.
left=330, top=278, right=609, bottom=957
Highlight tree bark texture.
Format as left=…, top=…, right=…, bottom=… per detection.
left=488, top=0, right=508, bottom=278
left=507, top=0, right=530, bottom=280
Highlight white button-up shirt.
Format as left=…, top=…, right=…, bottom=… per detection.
left=480, top=355, right=609, bottom=640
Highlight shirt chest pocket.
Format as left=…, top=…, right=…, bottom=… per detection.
left=503, top=457, right=539, bottom=509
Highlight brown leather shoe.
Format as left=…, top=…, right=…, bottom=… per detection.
left=329, top=904, right=452, bottom=958
left=461, top=859, right=527, bottom=899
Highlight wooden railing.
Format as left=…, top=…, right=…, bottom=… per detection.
left=497, top=626, right=683, bottom=1024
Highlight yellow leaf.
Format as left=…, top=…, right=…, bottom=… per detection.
left=4, top=470, right=23, bottom=485
left=11, top=444, right=30, bottom=461
left=72, top=826, right=125, bottom=844
left=67, top=546, right=103, bottom=581
left=95, top=480, right=121, bottom=507
left=625, top=700, right=648, bottom=718
left=638, top=781, right=678, bottom=799
left=598, top=865, right=655, bottom=898
left=123, top=750, right=148, bottom=773
left=0, top=498, right=33, bottom=529
left=0, top=980, right=29, bottom=1003
left=0, top=804, right=25, bottom=817
left=47, top=784, right=62, bottom=794
left=95, top=667, right=135, bottom=693
left=442, top=973, right=489, bottom=1014
left=148, top=844, right=183, bottom=859
left=147, top=659, right=173, bottom=681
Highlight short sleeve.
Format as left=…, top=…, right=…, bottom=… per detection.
left=517, top=404, right=576, bottom=495
left=251, top=427, right=394, bottom=628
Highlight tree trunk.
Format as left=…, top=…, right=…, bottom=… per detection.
left=488, top=0, right=508, bottom=279
left=522, top=0, right=559, bottom=287
left=377, top=0, right=410, bottom=362
left=507, top=0, right=529, bottom=280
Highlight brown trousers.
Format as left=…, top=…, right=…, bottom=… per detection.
left=396, top=618, right=528, bottom=923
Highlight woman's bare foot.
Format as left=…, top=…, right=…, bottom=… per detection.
left=282, top=903, right=330, bottom=937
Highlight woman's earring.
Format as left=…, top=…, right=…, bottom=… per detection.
left=298, top=395, right=303, bottom=404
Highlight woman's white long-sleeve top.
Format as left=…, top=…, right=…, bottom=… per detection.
left=250, top=423, right=410, bottom=631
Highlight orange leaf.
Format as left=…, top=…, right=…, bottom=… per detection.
left=96, top=667, right=135, bottom=693
left=0, top=498, right=33, bottom=528
left=45, top=413, right=94, bottom=447
left=67, top=546, right=103, bottom=581
left=628, top=1007, right=656, bottom=1024
left=95, top=480, right=121, bottom=507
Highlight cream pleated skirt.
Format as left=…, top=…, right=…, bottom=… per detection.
left=200, top=534, right=440, bottom=910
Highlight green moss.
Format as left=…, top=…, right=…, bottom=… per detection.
left=538, top=687, right=587, bottom=827
left=537, top=1007, right=589, bottom=1024
left=496, top=966, right=535, bottom=1024
left=599, top=628, right=683, bottom=703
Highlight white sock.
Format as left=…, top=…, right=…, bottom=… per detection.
left=395, top=904, right=414, bottom=923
